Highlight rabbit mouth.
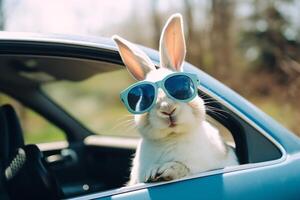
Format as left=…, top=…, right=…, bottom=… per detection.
left=168, top=116, right=177, bottom=127
left=169, top=123, right=176, bottom=128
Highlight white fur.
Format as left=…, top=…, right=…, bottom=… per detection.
left=127, top=69, right=238, bottom=185
left=113, top=13, right=239, bottom=186
left=128, top=121, right=238, bottom=185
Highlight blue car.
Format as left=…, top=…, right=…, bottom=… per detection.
left=0, top=32, right=299, bottom=200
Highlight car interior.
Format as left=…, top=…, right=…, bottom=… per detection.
left=0, top=54, right=283, bottom=199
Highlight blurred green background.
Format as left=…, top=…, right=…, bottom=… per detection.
left=0, top=0, right=299, bottom=143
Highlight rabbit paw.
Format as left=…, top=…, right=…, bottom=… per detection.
left=145, top=161, right=189, bottom=183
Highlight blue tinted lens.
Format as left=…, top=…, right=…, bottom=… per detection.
left=127, top=84, right=155, bottom=112
left=164, top=75, right=195, bottom=100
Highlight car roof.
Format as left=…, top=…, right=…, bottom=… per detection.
left=0, top=31, right=299, bottom=153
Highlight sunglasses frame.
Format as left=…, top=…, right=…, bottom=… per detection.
left=120, top=72, right=200, bottom=114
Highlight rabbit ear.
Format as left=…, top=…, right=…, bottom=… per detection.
left=159, top=13, right=186, bottom=72
left=112, top=35, right=156, bottom=80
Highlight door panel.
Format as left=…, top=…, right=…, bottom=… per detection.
left=84, top=144, right=134, bottom=189
left=40, top=137, right=136, bottom=198
left=83, top=135, right=137, bottom=190
left=41, top=142, right=90, bottom=197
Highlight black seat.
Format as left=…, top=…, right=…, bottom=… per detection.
left=0, top=104, right=62, bottom=200
left=0, top=105, right=24, bottom=167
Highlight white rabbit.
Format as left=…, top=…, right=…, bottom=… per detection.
left=112, top=13, right=238, bottom=186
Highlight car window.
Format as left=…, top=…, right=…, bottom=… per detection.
left=41, top=69, right=235, bottom=144
left=0, top=92, right=66, bottom=144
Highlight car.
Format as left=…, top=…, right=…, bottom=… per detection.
left=0, top=32, right=300, bottom=200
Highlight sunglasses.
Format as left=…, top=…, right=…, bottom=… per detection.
left=120, top=72, right=199, bottom=114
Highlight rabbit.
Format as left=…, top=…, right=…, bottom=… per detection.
left=112, top=13, right=239, bottom=186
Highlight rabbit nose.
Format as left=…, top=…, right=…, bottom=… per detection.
left=157, top=107, right=176, bottom=118
left=161, top=108, right=176, bottom=116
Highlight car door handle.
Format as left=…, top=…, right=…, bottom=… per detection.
left=46, top=149, right=78, bottom=167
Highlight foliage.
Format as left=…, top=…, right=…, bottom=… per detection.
left=240, top=1, right=300, bottom=82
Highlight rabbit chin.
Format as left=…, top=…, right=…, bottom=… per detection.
left=135, top=100, right=205, bottom=140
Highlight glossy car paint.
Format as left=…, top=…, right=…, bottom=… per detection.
left=0, top=32, right=300, bottom=200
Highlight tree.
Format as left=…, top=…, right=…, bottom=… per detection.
left=183, top=0, right=205, bottom=68
left=241, top=0, right=300, bottom=84
left=150, top=0, right=161, bottom=49
left=210, top=0, right=236, bottom=77
left=0, top=0, right=4, bottom=30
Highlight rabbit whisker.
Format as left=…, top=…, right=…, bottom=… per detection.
left=205, top=106, right=228, bottom=119
left=111, top=119, right=135, bottom=131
